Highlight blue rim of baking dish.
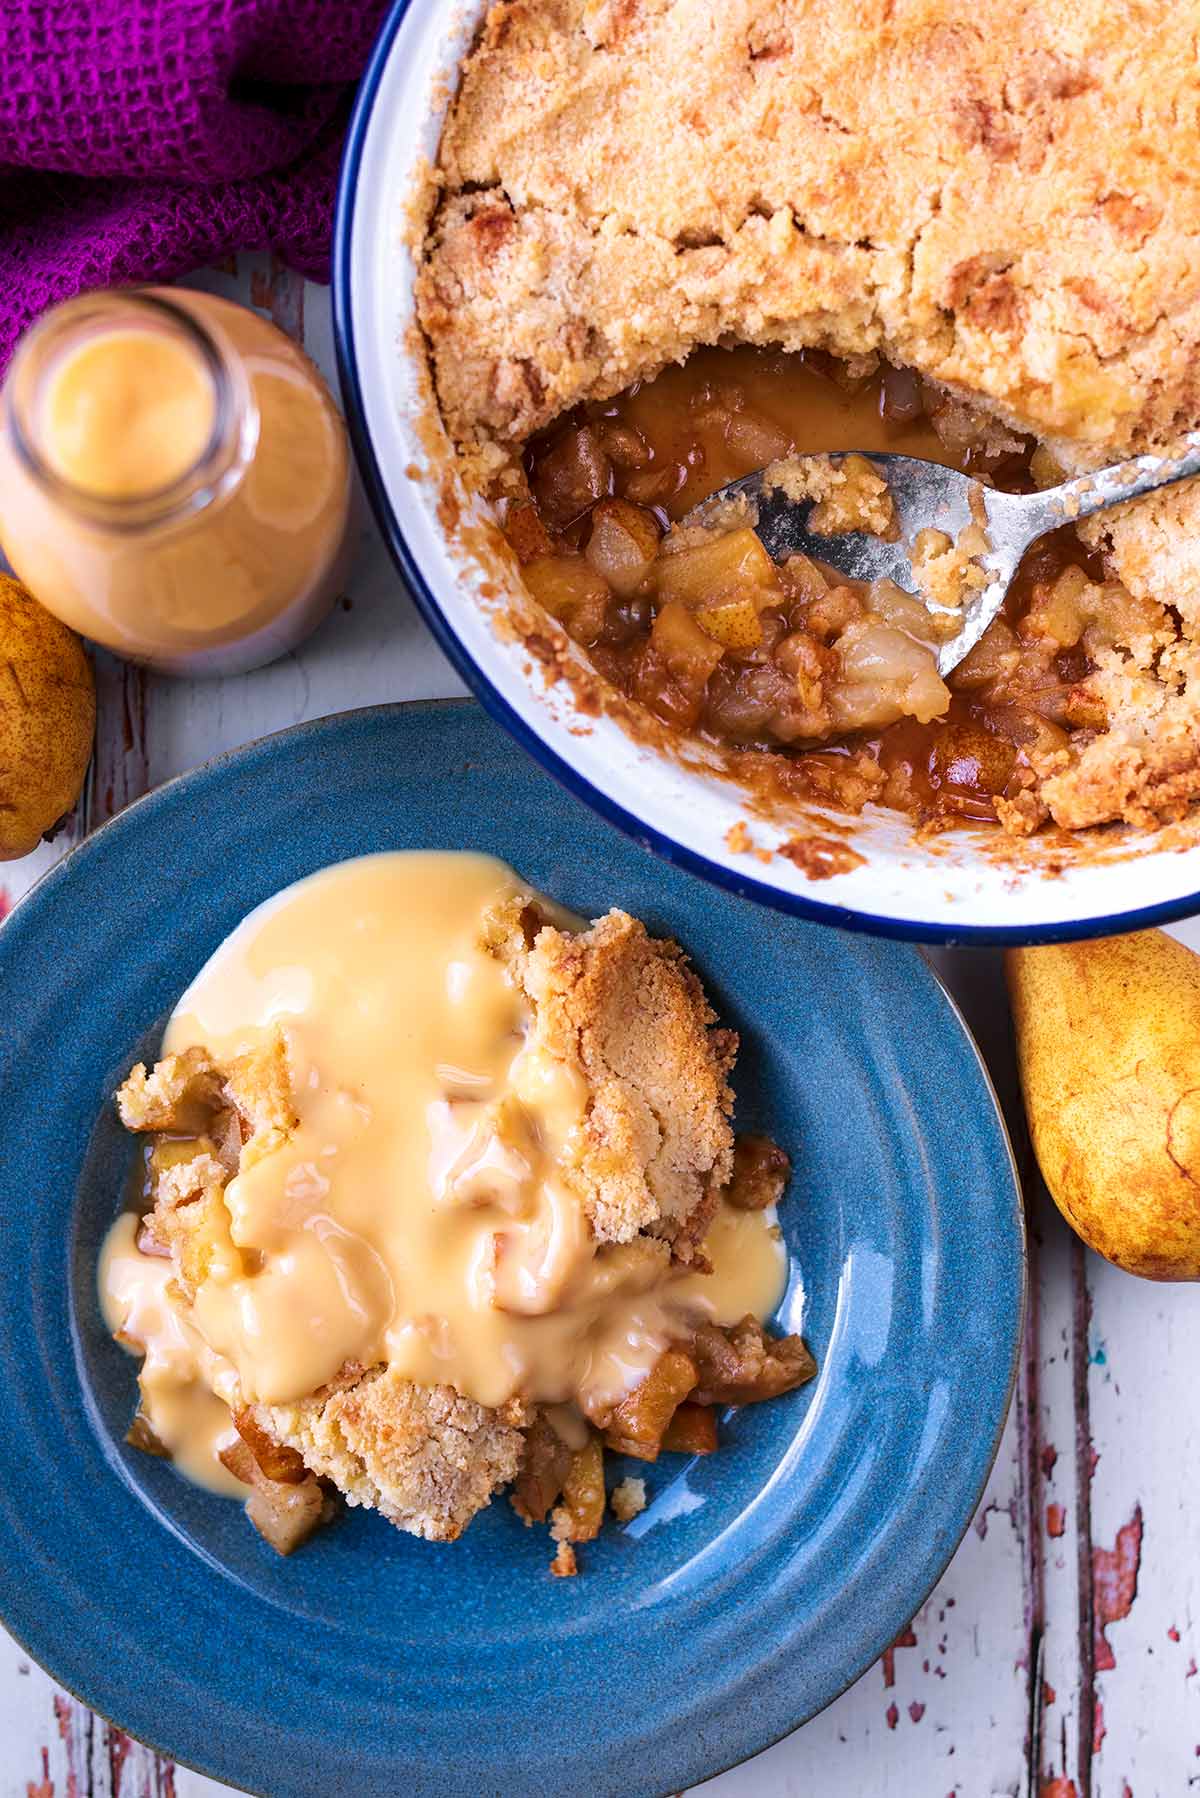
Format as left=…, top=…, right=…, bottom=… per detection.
left=331, top=0, right=1200, bottom=946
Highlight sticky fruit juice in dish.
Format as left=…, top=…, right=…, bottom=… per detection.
left=102, top=851, right=814, bottom=1571
left=0, top=288, right=353, bottom=676
left=509, top=346, right=1125, bottom=837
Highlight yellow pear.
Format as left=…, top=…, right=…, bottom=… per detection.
left=1007, top=931, right=1200, bottom=1279
left=0, top=573, right=95, bottom=859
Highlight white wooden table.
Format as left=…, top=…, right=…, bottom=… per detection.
left=4, top=259, right=1198, bottom=1798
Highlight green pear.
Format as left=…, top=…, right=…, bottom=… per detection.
left=1007, top=930, right=1200, bottom=1280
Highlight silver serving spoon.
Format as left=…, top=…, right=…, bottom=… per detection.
left=683, top=436, right=1200, bottom=675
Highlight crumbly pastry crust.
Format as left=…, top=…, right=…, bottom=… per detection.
left=264, top=1372, right=529, bottom=1543
left=417, top=0, right=1200, bottom=838
left=489, top=901, right=736, bottom=1255
left=418, top=0, right=1200, bottom=455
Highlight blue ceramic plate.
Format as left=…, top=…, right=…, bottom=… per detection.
left=0, top=702, right=1023, bottom=1797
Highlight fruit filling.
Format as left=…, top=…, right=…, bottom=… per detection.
left=502, top=347, right=1164, bottom=836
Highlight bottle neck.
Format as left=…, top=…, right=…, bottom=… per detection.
left=4, top=289, right=256, bottom=533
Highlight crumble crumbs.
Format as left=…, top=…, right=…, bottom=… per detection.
left=610, top=1476, right=647, bottom=1522
left=778, top=834, right=868, bottom=879
left=550, top=1539, right=578, bottom=1578
left=911, top=516, right=990, bottom=614
left=765, top=453, right=897, bottom=540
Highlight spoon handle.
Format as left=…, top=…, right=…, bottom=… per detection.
left=1042, top=432, right=1200, bottom=526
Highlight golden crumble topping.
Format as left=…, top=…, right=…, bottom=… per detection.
left=492, top=903, right=736, bottom=1255
left=418, top=0, right=1200, bottom=457
left=764, top=454, right=897, bottom=540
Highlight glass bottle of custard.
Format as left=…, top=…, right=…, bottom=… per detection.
left=0, top=288, right=354, bottom=675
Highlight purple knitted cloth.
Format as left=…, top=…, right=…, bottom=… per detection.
left=0, top=0, right=391, bottom=368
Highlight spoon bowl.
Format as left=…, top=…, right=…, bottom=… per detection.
left=684, top=435, right=1200, bottom=675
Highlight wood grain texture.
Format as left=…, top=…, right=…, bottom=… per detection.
left=2, top=256, right=1197, bottom=1798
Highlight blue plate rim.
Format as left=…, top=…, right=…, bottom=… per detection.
left=330, top=0, right=1200, bottom=949
left=0, top=698, right=1027, bottom=1795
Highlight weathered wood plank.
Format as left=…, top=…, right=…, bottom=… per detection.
left=697, top=1404, right=1029, bottom=1796
left=1027, top=1188, right=1091, bottom=1798
left=0, top=686, right=175, bottom=1797
left=1083, top=1257, right=1200, bottom=1798
left=1073, top=915, right=1200, bottom=1798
